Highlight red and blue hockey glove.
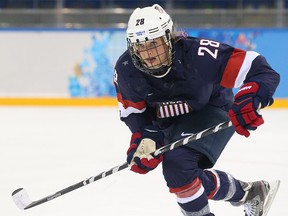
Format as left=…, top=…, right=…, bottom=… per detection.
left=127, top=126, right=164, bottom=174
left=228, top=82, right=273, bottom=137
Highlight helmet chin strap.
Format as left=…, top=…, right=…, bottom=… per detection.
left=151, top=65, right=172, bottom=78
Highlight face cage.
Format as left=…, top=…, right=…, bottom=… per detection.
left=127, top=30, right=174, bottom=78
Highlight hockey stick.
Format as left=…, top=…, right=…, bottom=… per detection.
left=12, top=120, right=232, bottom=210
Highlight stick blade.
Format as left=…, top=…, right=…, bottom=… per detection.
left=12, top=188, right=32, bottom=210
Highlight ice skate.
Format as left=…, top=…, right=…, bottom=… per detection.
left=231, top=180, right=280, bottom=216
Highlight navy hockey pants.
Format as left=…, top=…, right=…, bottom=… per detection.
left=161, top=105, right=235, bottom=190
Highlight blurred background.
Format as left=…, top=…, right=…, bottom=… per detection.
left=0, top=0, right=286, bottom=106
left=0, top=0, right=287, bottom=28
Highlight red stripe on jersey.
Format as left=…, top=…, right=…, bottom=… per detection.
left=116, top=93, right=146, bottom=110
left=220, top=48, right=246, bottom=88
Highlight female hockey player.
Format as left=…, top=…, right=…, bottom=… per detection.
left=113, top=4, right=280, bottom=216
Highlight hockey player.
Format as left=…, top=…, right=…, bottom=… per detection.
left=113, top=4, right=280, bottom=216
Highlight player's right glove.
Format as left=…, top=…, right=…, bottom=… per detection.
left=228, top=82, right=273, bottom=137
left=127, top=126, right=164, bottom=174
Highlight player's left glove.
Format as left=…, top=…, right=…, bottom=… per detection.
left=228, top=82, right=273, bottom=137
left=127, top=126, right=164, bottom=174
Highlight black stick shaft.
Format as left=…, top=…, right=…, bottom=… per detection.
left=20, top=120, right=232, bottom=210
left=24, top=162, right=129, bottom=209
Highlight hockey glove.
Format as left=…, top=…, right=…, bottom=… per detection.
left=228, top=82, right=273, bottom=137
left=127, top=126, right=164, bottom=174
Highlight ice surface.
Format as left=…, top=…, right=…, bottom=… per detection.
left=0, top=107, right=287, bottom=216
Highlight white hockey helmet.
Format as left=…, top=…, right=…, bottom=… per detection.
left=126, top=4, right=174, bottom=78
left=127, top=4, right=173, bottom=43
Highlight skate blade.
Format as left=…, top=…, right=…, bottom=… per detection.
left=262, top=180, right=280, bottom=216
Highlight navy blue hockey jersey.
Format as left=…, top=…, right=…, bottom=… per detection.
left=113, top=36, right=280, bottom=133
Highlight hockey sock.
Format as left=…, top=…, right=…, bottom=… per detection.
left=171, top=177, right=214, bottom=215
left=203, top=169, right=245, bottom=202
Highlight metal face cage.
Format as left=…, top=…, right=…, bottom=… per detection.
left=128, top=29, right=174, bottom=78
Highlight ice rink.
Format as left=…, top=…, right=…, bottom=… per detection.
left=1, top=106, right=287, bottom=216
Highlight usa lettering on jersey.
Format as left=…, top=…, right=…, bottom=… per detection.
left=157, top=101, right=192, bottom=118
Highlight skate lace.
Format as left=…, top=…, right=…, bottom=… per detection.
left=243, top=200, right=259, bottom=216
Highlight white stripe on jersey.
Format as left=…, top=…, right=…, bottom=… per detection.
left=179, top=103, right=184, bottom=115
left=175, top=105, right=180, bottom=115
left=118, top=102, right=146, bottom=118
left=234, top=51, right=260, bottom=88
left=159, top=106, right=164, bottom=117
left=184, top=103, right=189, bottom=113
left=169, top=104, right=175, bottom=117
